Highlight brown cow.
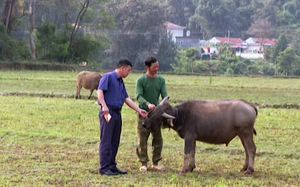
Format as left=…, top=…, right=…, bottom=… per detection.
left=76, top=71, right=102, bottom=99
left=142, top=97, right=257, bottom=174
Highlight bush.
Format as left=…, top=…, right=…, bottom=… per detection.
left=233, top=62, right=247, bottom=75
left=0, top=23, right=29, bottom=61
left=225, top=67, right=234, bottom=75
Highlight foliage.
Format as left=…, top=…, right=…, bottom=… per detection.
left=0, top=23, right=29, bottom=60
left=273, top=33, right=288, bottom=74
left=171, top=48, right=185, bottom=73
left=233, top=61, right=247, bottom=75
left=0, top=0, right=24, bottom=34
left=247, top=17, right=276, bottom=39
left=108, top=0, right=167, bottom=70
left=36, top=22, right=57, bottom=58
left=156, top=33, right=178, bottom=71
left=291, top=28, right=300, bottom=56
left=171, top=48, right=191, bottom=73
left=263, top=46, right=273, bottom=61
left=92, top=9, right=116, bottom=29
left=189, top=0, right=255, bottom=39
left=194, top=60, right=218, bottom=74
left=217, top=42, right=233, bottom=58
left=69, top=34, right=105, bottom=63
left=277, top=47, right=300, bottom=76
left=35, top=22, right=105, bottom=63
left=165, top=0, right=196, bottom=26
left=3, top=0, right=300, bottom=76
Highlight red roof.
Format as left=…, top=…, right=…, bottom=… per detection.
left=252, top=38, right=276, bottom=45
left=164, top=22, right=186, bottom=29
left=211, top=37, right=243, bottom=47
left=215, top=37, right=244, bottom=44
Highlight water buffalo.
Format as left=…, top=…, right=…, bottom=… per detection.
left=142, top=97, right=257, bottom=174
left=76, top=71, right=102, bottom=99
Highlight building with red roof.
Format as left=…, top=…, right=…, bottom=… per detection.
left=164, top=22, right=186, bottom=43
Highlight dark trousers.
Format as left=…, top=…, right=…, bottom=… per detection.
left=136, top=114, right=163, bottom=165
left=99, top=110, right=122, bottom=173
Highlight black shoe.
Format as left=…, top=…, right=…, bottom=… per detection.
left=111, top=167, right=127, bottom=174
left=100, top=169, right=118, bottom=176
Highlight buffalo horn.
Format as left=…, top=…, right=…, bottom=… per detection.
left=158, top=96, right=170, bottom=106
left=162, top=112, right=175, bottom=119
left=167, top=119, right=174, bottom=127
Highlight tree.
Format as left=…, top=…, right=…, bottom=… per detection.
left=28, top=0, right=36, bottom=61
left=247, top=17, right=275, bottom=39
left=276, top=0, right=300, bottom=26
left=36, top=22, right=56, bottom=57
left=0, top=22, right=29, bottom=60
left=217, top=42, right=232, bottom=58
left=69, top=0, right=90, bottom=49
left=156, top=33, right=178, bottom=72
left=189, top=0, right=255, bottom=39
left=186, top=47, right=200, bottom=73
left=108, top=0, right=166, bottom=69
left=273, top=33, right=288, bottom=75
left=1, top=0, right=18, bottom=34
left=165, top=0, right=195, bottom=27
left=291, top=29, right=300, bottom=56
left=277, top=47, right=299, bottom=76
left=171, top=48, right=189, bottom=73
left=233, top=61, right=247, bottom=75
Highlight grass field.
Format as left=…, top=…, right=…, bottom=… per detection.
left=1, top=70, right=300, bottom=106
left=0, top=70, right=300, bottom=186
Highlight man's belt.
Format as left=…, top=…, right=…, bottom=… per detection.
left=108, top=107, right=122, bottom=113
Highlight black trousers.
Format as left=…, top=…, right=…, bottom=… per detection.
left=98, top=109, right=122, bottom=173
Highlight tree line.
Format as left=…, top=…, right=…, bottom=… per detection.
left=1, top=0, right=300, bottom=76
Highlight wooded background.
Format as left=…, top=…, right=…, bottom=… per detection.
left=1, top=0, right=300, bottom=76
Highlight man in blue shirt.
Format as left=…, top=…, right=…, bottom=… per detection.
left=97, top=59, right=148, bottom=176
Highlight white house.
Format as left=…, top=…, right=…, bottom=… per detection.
left=203, top=37, right=245, bottom=55
left=164, top=22, right=186, bottom=43
left=243, top=37, right=276, bottom=53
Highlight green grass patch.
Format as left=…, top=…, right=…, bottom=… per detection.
left=1, top=70, right=300, bottom=107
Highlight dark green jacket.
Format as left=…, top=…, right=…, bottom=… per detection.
left=135, top=74, right=168, bottom=111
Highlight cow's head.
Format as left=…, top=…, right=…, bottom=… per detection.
left=142, top=97, right=176, bottom=131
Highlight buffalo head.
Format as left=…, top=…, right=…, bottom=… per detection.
left=142, top=96, right=176, bottom=131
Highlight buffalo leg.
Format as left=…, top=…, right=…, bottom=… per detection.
left=76, top=85, right=82, bottom=99
left=88, top=90, right=94, bottom=99
left=239, top=138, right=249, bottom=172
left=239, top=133, right=256, bottom=174
left=189, top=140, right=196, bottom=171
left=181, top=138, right=196, bottom=173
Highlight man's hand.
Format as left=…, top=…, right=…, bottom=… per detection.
left=138, top=109, right=148, bottom=117
left=147, top=103, right=156, bottom=111
left=101, top=105, right=109, bottom=115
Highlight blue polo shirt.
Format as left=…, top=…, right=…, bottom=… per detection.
left=98, top=71, right=128, bottom=109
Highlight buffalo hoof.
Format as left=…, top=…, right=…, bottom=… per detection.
left=244, top=169, right=254, bottom=175
left=180, top=168, right=194, bottom=173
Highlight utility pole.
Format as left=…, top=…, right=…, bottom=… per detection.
left=228, top=30, right=230, bottom=43
left=227, top=30, right=230, bottom=57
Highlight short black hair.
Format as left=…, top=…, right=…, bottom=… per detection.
left=117, top=59, right=132, bottom=68
left=145, top=57, right=157, bottom=67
